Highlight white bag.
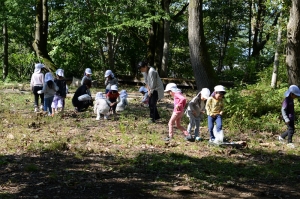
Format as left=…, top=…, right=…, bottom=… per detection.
left=213, top=125, right=224, bottom=144
left=78, top=94, right=92, bottom=101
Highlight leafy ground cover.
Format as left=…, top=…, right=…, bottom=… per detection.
left=0, top=86, right=300, bottom=199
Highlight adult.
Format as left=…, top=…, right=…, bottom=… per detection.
left=81, top=68, right=92, bottom=85
left=30, top=63, right=45, bottom=112
left=104, top=70, right=118, bottom=94
left=72, top=79, right=93, bottom=112
left=137, top=61, right=164, bottom=123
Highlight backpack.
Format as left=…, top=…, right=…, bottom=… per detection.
left=55, top=79, right=67, bottom=97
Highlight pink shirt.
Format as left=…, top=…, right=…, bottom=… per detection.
left=173, top=92, right=186, bottom=113
left=30, top=73, right=44, bottom=87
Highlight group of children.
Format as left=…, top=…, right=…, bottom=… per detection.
left=30, top=63, right=67, bottom=116
left=163, top=83, right=226, bottom=143
left=30, top=63, right=299, bottom=146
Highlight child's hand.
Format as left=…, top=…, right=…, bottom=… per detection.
left=220, top=111, right=223, bottom=115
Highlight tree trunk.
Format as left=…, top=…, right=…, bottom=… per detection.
left=286, top=0, right=300, bottom=85
left=3, top=22, right=8, bottom=80
left=160, top=0, right=171, bottom=78
left=147, top=21, right=157, bottom=66
left=271, top=15, right=282, bottom=88
left=107, top=32, right=115, bottom=70
left=188, top=0, right=216, bottom=91
left=32, top=0, right=56, bottom=71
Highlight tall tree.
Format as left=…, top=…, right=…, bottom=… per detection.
left=286, top=0, right=300, bottom=85
left=3, top=22, right=8, bottom=80
left=188, top=0, right=216, bottom=90
left=32, top=0, right=55, bottom=71
left=271, top=14, right=282, bottom=88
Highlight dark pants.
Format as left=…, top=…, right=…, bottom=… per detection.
left=109, top=98, right=117, bottom=113
left=208, top=115, right=222, bottom=140
left=33, top=86, right=44, bottom=107
left=149, top=90, right=160, bottom=121
left=74, top=100, right=92, bottom=112
left=281, top=120, right=295, bottom=143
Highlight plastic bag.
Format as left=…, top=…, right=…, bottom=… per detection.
left=78, top=94, right=92, bottom=101
left=213, top=125, right=224, bottom=143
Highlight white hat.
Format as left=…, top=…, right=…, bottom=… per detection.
left=85, top=68, right=92, bottom=75
left=164, top=83, right=177, bottom=92
left=95, top=92, right=105, bottom=100
left=111, top=85, right=118, bottom=91
left=120, top=90, right=128, bottom=98
left=45, top=72, right=54, bottom=82
left=34, top=63, right=44, bottom=73
left=139, top=86, right=148, bottom=93
left=214, top=85, right=226, bottom=92
left=56, top=69, right=64, bottom=77
left=284, top=85, right=300, bottom=97
left=200, top=88, right=211, bottom=99
left=105, top=70, right=114, bottom=78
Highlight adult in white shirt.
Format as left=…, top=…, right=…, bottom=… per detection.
left=137, top=61, right=164, bottom=123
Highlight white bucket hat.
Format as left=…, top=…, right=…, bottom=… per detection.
left=284, top=85, right=300, bottom=97
left=139, top=86, right=148, bottom=93
left=34, top=63, right=44, bottom=73
left=95, top=92, right=105, bottom=100
left=214, top=85, right=226, bottom=92
left=164, top=83, right=178, bottom=92
left=120, top=90, right=128, bottom=98
left=85, top=68, right=92, bottom=75
left=56, top=69, right=64, bottom=77
left=105, top=70, right=114, bottom=78
left=111, top=85, right=118, bottom=91
left=200, top=88, right=211, bottom=99
left=45, top=72, right=54, bottom=82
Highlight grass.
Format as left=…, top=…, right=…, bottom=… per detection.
left=0, top=85, right=300, bottom=198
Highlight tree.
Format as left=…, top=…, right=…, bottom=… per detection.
left=188, top=0, right=216, bottom=90
left=271, top=14, right=282, bottom=88
left=3, top=22, right=8, bottom=80
left=286, top=0, right=300, bottom=85
left=33, top=0, right=56, bottom=71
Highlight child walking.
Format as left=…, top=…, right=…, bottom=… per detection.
left=164, top=83, right=190, bottom=141
left=30, top=63, right=45, bottom=112
left=279, top=85, right=300, bottom=148
left=38, top=72, right=59, bottom=116
left=186, top=88, right=210, bottom=141
left=206, top=85, right=226, bottom=142
left=51, top=69, right=67, bottom=115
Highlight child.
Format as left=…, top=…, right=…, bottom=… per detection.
left=106, top=85, right=120, bottom=114
left=164, top=83, right=190, bottom=141
left=104, top=70, right=118, bottom=94
left=139, top=86, right=149, bottom=106
left=206, top=85, right=226, bottom=142
left=30, top=63, right=45, bottom=112
left=186, top=88, right=211, bottom=141
left=279, top=85, right=300, bottom=148
left=116, top=90, right=128, bottom=112
left=51, top=69, right=67, bottom=115
left=38, top=72, right=59, bottom=116
left=94, top=92, right=110, bottom=120
left=81, top=68, right=92, bottom=85
left=72, top=79, right=93, bottom=112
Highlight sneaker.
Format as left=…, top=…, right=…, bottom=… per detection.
left=34, top=107, right=38, bottom=112
left=96, top=116, right=100, bottom=120
left=40, top=105, right=44, bottom=110
left=148, top=119, right=155, bottom=124
left=164, top=136, right=172, bottom=141
left=104, top=115, right=108, bottom=120
left=195, top=137, right=202, bottom=142
left=209, top=138, right=215, bottom=143
left=287, top=143, right=295, bottom=148
left=278, top=136, right=284, bottom=142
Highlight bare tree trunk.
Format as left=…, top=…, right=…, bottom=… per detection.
left=248, top=0, right=252, bottom=59
left=3, top=22, right=8, bottom=80
left=107, top=32, right=115, bottom=70
left=286, top=0, right=300, bottom=85
left=32, top=0, right=55, bottom=71
left=271, top=15, right=282, bottom=88
left=160, top=0, right=171, bottom=78
left=188, top=0, right=216, bottom=91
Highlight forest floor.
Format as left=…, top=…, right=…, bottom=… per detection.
left=0, top=87, right=300, bottom=199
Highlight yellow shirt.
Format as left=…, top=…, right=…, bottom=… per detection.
left=205, top=96, right=224, bottom=116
